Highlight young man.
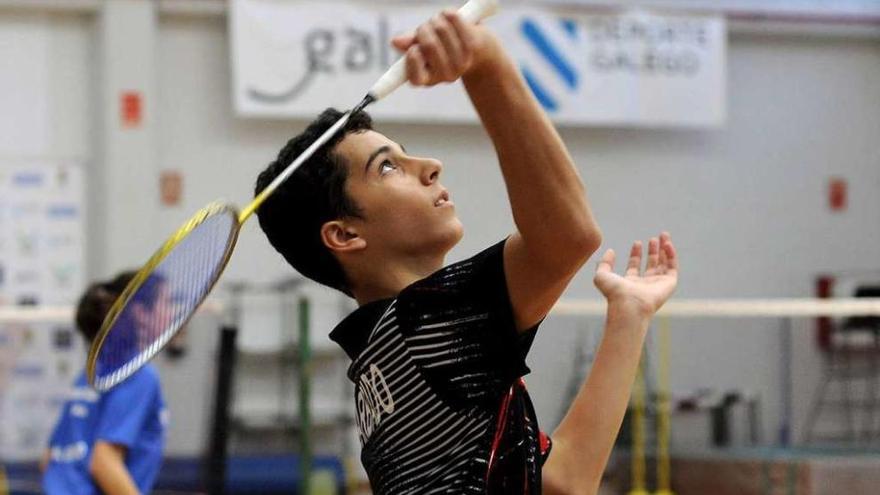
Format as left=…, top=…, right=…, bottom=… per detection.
left=256, top=11, right=678, bottom=495
left=42, top=272, right=168, bottom=495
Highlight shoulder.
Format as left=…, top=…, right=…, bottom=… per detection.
left=133, top=364, right=161, bottom=386
left=104, top=364, right=161, bottom=398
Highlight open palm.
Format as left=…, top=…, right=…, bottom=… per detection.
left=594, top=232, right=679, bottom=315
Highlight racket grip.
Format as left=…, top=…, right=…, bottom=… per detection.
left=366, top=0, right=500, bottom=102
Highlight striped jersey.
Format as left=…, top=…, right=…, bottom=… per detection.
left=330, top=240, right=548, bottom=494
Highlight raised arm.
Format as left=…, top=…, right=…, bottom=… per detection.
left=544, top=233, right=679, bottom=494
left=392, top=11, right=601, bottom=331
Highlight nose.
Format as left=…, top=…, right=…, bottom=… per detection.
left=419, top=158, right=443, bottom=186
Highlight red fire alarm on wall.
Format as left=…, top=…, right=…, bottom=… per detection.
left=160, top=170, right=183, bottom=206
left=121, top=91, right=143, bottom=128
left=828, top=177, right=847, bottom=212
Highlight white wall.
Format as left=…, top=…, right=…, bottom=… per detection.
left=0, top=11, right=92, bottom=160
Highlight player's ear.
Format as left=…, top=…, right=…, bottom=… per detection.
left=321, top=220, right=366, bottom=254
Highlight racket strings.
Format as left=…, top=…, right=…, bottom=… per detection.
left=93, top=208, right=237, bottom=389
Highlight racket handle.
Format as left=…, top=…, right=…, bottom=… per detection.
left=366, top=0, right=500, bottom=102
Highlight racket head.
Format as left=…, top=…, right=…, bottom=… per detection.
left=87, top=202, right=240, bottom=391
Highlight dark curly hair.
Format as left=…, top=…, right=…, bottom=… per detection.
left=75, top=271, right=136, bottom=342
left=75, top=271, right=168, bottom=343
left=255, top=108, right=374, bottom=296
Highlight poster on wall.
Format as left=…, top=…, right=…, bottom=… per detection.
left=0, top=161, right=85, bottom=461
left=231, top=0, right=726, bottom=127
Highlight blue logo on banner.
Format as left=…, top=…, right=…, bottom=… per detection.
left=14, top=364, right=45, bottom=378
left=12, top=172, right=44, bottom=187
left=47, top=204, right=78, bottom=219
left=519, top=18, right=581, bottom=112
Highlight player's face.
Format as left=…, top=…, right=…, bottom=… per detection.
left=335, top=130, right=464, bottom=258
left=152, top=284, right=175, bottom=333
left=133, top=282, right=174, bottom=340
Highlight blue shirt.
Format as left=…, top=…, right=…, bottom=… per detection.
left=42, top=365, right=168, bottom=495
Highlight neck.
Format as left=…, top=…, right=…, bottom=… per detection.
left=349, top=252, right=446, bottom=306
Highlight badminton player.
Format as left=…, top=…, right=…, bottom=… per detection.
left=256, top=11, right=678, bottom=494
left=42, top=272, right=168, bottom=495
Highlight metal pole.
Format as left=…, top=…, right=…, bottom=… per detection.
left=298, top=298, right=312, bottom=495
left=205, top=325, right=238, bottom=495
left=778, top=318, right=792, bottom=446
left=655, top=317, right=674, bottom=495
left=0, top=464, right=8, bottom=495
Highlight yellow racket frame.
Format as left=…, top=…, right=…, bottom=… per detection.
left=86, top=202, right=240, bottom=388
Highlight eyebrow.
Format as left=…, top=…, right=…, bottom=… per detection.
left=364, top=145, right=391, bottom=174
left=363, top=143, right=407, bottom=174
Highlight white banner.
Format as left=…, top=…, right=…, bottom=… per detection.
left=231, top=1, right=726, bottom=128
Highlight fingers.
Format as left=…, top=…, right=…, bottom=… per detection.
left=601, top=232, right=677, bottom=278
left=391, top=34, right=415, bottom=53
left=625, top=241, right=642, bottom=277
left=432, top=12, right=468, bottom=75
left=596, top=248, right=615, bottom=274
left=405, top=46, right=429, bottom=85
left=623, top=233, right=675, bottom=277
left=645, top=237, right=660, bottom=276
left=415, top=23, right=454, bottom=82
left=661, top=232, right=678, bottom=273
left=444, top=11, right=477, bottom=67
left=658, top=232, right=669, bottom=273
left=397, top=10, right=477, bottom=86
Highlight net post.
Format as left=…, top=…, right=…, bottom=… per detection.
left=655, top=316, right=674, bottom=495
left=0, top=464, right=8, bottom=495
left=298, top=297, right=312, bottom=495
left=205, top=324, right=238, bottom=495
left=778, top=317, right=793, bottom=446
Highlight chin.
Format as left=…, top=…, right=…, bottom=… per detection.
left=445, top=219, right=465, bottom=248
left=428, top=220, right=464, bottom=256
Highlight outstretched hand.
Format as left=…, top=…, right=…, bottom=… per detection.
left=594, top=232, right=679, bottom=317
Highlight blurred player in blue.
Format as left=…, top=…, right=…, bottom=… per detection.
left=42, top=271, right=168, bottom=495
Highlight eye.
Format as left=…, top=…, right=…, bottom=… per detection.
left=379, top=160, right=398, bottom=176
